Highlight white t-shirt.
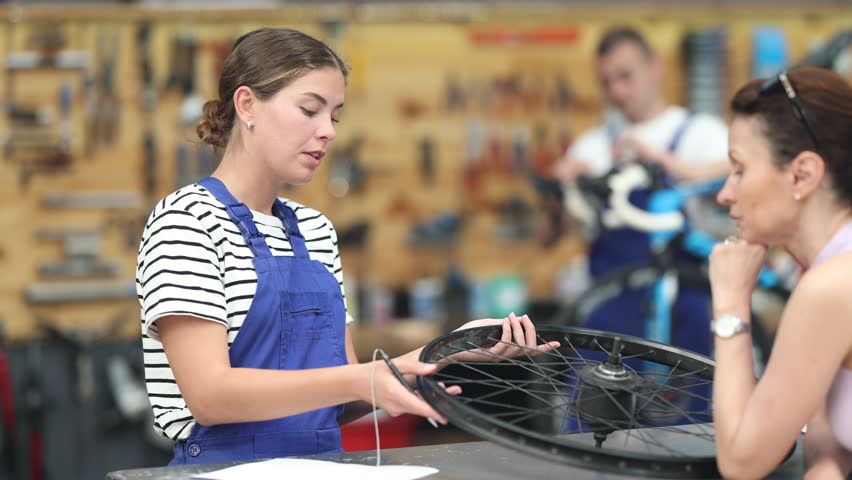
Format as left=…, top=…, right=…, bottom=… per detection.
left=567, top=106, right=728, bottom=175
left=136, top=183, right=351, bottom=441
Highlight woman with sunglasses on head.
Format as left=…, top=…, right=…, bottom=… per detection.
left=136, top=28, right=557, bottom=466
left=710, top=66, right=852, bottom=479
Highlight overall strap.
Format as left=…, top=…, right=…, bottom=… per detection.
left=197, top=177, right=273, bottom=258
left=667, top=112, right=694, bottom=153
left=273, top=199, right=309, bottom=259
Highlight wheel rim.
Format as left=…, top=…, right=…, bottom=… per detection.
left=417, top=325, right=718, bottom=478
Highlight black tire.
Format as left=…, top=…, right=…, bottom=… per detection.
left=418, top=325, right=719, bottom=478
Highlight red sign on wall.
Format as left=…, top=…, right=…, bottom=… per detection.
left=469, top=27, right=580, bottom=46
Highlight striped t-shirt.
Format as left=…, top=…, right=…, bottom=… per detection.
left=136, top=183, right=352, bottom=441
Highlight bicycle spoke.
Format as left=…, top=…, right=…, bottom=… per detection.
left=636, top=388, right=715, bottom=438
left=619, top=349, right=657, bottom=361
left=635, top=360, right=683, bottom=412
left=563, top=335, right=596, bottom=366
left=417, top=325, right=721, bottom=475
left=639, top=366, right=712, bottom=380
left=433, top=353, right=557, bottom=406
left=434, top=346, right=581, bottom=386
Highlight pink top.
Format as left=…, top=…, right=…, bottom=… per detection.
left=826, top=368, right=852, bottom=451
left=811, top=221, right=852, bottom=451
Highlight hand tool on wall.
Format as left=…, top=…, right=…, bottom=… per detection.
left=94, top=28, right=121, bottom=146
left=494, top=195, right=534, bottom=242
left=177, top=34, right=203, bottom=129
left=530, top=124, right=556, bottom=177
left=3, top=20, right=87, bottom=189
left=35, top=228, right=120, bottom=278
left=36, top=227, right=102, bottom=255
left=335, top=221, right=370, bottom=250
left=25, top=280, right=137, bottom=304
left=327, top=134, right=365, bottom=198
left=58, top=82, right=73, bottom=153
left=328, top=134, right=395, bottom=198
left=553, top=73, right=575, bottom=111
left=418, top=136, right=435, bottom=185
left=165, top=34, right=186, bottom=92
left=83, top=69, right=98, bottom=156
left=18, top=149, right=73, bottom=190
left=486, top=128, right=508, bottom=173
left=136, top=23, right=157, bottom=113
left=137, top=23, right=160, bottom=201
left=510, top=127, right=529, bottom=175
left=174, top=143, right=218, bottom=189
left=463, top=118, right=486, bottom=191
left=444, top=72, right=466, bottom=111
left=42, top=190, right=142, bottom=209
left=3, top=6, right=19, bottom=154
left=143, top=131, right=158, bottom=199
left=106, top=211, right=148, bottom=251
left=530, top=174, right=567, bottom=248
left=39, top=255, right=118, bottom=278
left=4, top=24, right=89, bottom=146
left=408, top=213, right=464, bottom=248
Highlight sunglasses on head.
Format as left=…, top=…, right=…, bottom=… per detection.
left=758, top=71, right=821, bottom=153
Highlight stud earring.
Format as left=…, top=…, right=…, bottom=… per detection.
left=246, top=120, right=253, bottom=130
left=793, top=192, right=801, bottom=201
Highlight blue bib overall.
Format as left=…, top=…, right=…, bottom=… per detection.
left=169, top=177, right=347, bottom=465
left=584, top=115, right=712, bottom=359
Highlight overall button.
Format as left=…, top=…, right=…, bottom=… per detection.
left=188, top=443, right=202, bottom=457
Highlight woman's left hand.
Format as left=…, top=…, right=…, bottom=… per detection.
left=450, top=312, right=560, bottom=362
left=709, top=237, right=767, bottom=312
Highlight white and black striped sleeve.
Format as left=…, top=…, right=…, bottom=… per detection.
left=137, top=204, right=227, bottom=341
left=327, top=219, right=353, bottom=324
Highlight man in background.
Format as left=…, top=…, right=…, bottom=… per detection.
left=555, top=27, right=730, bottom=356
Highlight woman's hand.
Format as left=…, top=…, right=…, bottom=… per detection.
left=365, top=312, right=558, bottom=426
left=709, top=237, right=767, bottom=313
left=360, top=357, right=460, bottom=425
left=450, top=312, right=561, bottom=363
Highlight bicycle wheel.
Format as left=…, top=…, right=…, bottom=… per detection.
left=417, top=325, right=718, bottom=478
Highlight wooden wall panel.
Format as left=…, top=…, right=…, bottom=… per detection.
left=0, top=5, right=849, bottom=338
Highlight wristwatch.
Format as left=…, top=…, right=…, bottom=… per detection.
left=711, top=314, right=751, bottom=338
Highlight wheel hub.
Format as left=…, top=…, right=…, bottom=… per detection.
left=574, top=338, right=644, bottom=447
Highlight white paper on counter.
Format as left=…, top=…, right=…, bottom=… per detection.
left=193, top=458, right=438, bottom=480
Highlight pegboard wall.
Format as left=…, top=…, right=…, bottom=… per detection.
left=0, top=4, right=850, bottom=339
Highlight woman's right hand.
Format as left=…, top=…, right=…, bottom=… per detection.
left=709, top=237, right=767, bottom=313
left=450, top=313, right=560, bottom=363
left=358, top=357, right=460, bottom=426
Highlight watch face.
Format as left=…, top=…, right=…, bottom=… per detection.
left=717, top=318, right=735, bottom=337
left=714, top=315, right=738, bottom=337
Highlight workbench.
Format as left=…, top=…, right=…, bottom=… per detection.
left=106, top=435, right=805, bottom=480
